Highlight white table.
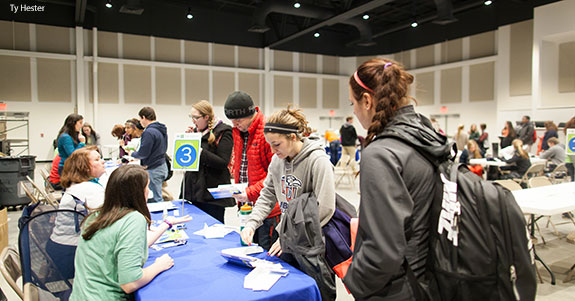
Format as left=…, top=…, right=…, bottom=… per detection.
left=512, top=182, right=575, bottom=216
left=470, top=157, right=547, bottom=167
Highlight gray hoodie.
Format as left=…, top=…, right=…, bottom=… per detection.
left=245, top=138, right=336, bottom=232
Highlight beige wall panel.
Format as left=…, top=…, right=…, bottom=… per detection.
left=469, top=31, right=495, bottom=59
left=394, top=51, right=411, bottom=69
left=356, top=55, right=374, bottom=68
left=84, top=29, right=92, bottom=56
left=440, top=67, right=462, bottom=104
left=322, top=79, right=339, bottom=109
left=86, top=62, right=93, bottom=103
left=322, top=55, right=339, bottom=75
left=213, top=71, right=235, bottom=106
left=274, top=50, right=293, bottom=72
left=415, top=72, right=434, bottom=106
left=441, top=39, right=462, bottom=64
left=185, top=41, right=209, bottom=65
left=123, top=34, right=151, bottom=61
left=97, top=63, right=119, bottom=103
left=0, top=21, right=30, bottom=51
left=238, top=46, right=260, bottom=69
left=185, top=69, right=209, bottom=105
left=213, top=44, right=235, bottom=67
left=0, top=55, right=31, bottom=101
left=36, top=24, right=72, bottom=54
left=558, top=41, right=575, bottom=93
left=156, top=67, right=181, bottom=105
left=300, top=53, right=317, bottom=73
left=416, top=45, right=435, bottom=68
left=238, top=73, right=260, bottom=106
left=469, top=62, right=495, bottom=102
left=124, top=65, right=151, bottom=104
left=155, top=37, right=180, bottom=63
left=299, top=77, right=317, bottom=108
left=509, top=20, right=533, bottom=96
left=37, top=58, right=72, bottom=102
left=274, top=76, right=293, bottom=107
left=98, top=31, right=118, bottom=58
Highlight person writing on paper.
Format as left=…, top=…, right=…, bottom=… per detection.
left=224, top=91, right=281, bottom=251
left=539, top=137, right=565, bottom=169
left=240, top=106, right=337, bottom=301
left=47, top=146, right=106, bottom=280
left=180, top=100, right=235, bottom=223
left=57, top=113, right=86, bottom=175
left=499, top=139, right=531, bottom=180
left=71, top=165, right=191, bottom=300
left=342, top=59, right=451, bottom=299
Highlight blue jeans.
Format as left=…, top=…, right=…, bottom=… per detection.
left=147, top=162, right=168, bottom=203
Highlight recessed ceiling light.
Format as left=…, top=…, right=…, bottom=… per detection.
left=294, top=2, right=301, bottom=8
left=187, top=8, right=193, bottom=19
left=314, top=32, right=320, bottom=38
left=411, top=21, right=418, bottom=28
left=105, top=0, right=112, bottom=8
left=484, top=0, right=493, bottom=5
left=362, top=14, right=370, bottom=20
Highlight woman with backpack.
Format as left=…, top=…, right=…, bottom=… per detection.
left=240, top=106, right=337, bottom=301
left=500, top=139, right=532, bottom=180
left=70, top=165, right=191, bottom=300
left=180, top=100, right=235, bottom=223
left=342, top=58, right=451, bottom=299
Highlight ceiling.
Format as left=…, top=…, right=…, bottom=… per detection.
left=1, top=0, right=560, bottom=56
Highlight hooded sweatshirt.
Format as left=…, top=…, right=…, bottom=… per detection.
left=343, top=105, right=452, bottom=300
left=245, top=138, right=336, bottom=233
left=132, top=121, right=168, bottom=169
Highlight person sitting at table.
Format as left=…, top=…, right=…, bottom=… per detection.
left=57, top=113, right=86, bottom=175
left=82, top=122, right=101, bottom=151
left=499, top=139, right=531, bottom=180
left=180, top=100, right=235, bottom=223
left=500, top=121, right=516, bottom=149
left=240, top=106, right=337, bottom=301
left=541, top=121, right=559, bottom=152
left=47, top=146, right=106, bottom=280
left=540, top=137, right=565, bottom=170
left=459, top=140, right=485, bottom=177
left=70, top=165, right=191, bottom=301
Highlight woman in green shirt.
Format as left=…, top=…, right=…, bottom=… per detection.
left=71, top=165, right=191, bottom=300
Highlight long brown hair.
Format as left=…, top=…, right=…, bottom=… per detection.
left=57, top=113, right=83, bottom=144
left=564, top=116, right=575, bottom=134
left=60, top=146, right=99, bottom=188
left=192, top=100, right=217, bottom=144
left=349, top=58, right=414, bottom=144
left=505, top=121, right=516, bottom=138
left=512, top=139, right=529, bottom=159
left=82, top=165, right=151, bottom=240
left=544, top=121, right=558, bottom=132
left=266, top=105, right=312, bottom=140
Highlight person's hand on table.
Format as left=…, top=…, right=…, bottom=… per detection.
left=240, top=227, right=254, bottom=246
left=233, top=191, right=248, bottom=204
left=268, top=239, right=282, bottom=257
left=165, top=215, right=192, bottom=225
left=155, top=254, right=174, bottom=271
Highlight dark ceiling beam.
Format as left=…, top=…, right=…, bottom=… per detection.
left=75, top=0, right=87, bottom=25
left=267, top=0, right=393, bottom=48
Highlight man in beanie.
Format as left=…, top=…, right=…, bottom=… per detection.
left=225, top=91, right=281, bottom=251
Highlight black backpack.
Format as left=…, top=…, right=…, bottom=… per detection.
left=408, top=161, right=538, bottom=300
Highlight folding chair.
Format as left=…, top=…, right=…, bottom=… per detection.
left=0, top=245, right=23, bottom=300
left=333, top=158, right=356, bottom=188
left=494, top=180, right=523, bottom=191
left=514, top=163, right=546, bottom=186
left=18, top=204, right=85, bottom=300
left=549, top=163, right=569, bottom=184
left=20, top=176, right=58, bottom=206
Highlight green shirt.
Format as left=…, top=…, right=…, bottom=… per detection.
left=70, top=211, right=148, bottom=301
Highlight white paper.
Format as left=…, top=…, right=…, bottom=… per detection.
left=208, top=183, right=248, bottom=199
left=147, top=202, right=177, bottom=212
left=244, top=266, right=288, bottom=291
left=193, top=223, right=236, bottom=238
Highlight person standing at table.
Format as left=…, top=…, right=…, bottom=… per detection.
left=500, top=120, right=516, bottom=149
left=57, top=114, right=86, bottom=176
left=181, top=100, right=235, bottom=223
left=469, top=123, right=480, bottom=142
left=240, top=106, right=337, bottom=301
left=454, top=124, right=468, bottom=151
left=224, top=91, right=281, bottom=251
left=111, top=124, right=129, bottom=158
left=478, top=123, right=489, bottom=152
left=70, top=165, right=191, bottom=301
left=342, top=59, right=451, bottom=300
left=132, top=107, right=168, bottom=203
left=499, top=139, right=532, bottom=180
left=339, top=116, right=358, bottom=173
left=123, top=118, right=144, bottom=154
left=516, top=115, right=535, bottom=151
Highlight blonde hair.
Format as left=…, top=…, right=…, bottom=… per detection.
left=192, top=100, right=216, bottom=144
left=267, top=105, right=312, bottom=139
left=466, top=140, right=481, bottom=159
left=512, top=139, right=529, bottom=159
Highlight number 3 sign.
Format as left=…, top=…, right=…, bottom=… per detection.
left=172, top=133, right=201, bottom=171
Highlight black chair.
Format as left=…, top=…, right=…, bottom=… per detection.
left=18, top=203, right=85, bottom=300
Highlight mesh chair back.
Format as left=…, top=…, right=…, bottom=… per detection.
left=528, top=176, right=552, bottom=188
left=18, top=204, right=85, bottom=300
left=0, top=246, right=24, bottom=299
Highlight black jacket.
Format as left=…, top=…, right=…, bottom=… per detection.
left=181, top=122, right=235, bottom=207
left=343, top=105, right=452, bottom=300
left=501, top=151, right=532, bottom=176
left=340, top=124, right=358, bottom=146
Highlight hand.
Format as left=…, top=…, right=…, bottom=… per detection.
left=154, top=254, right=174, bottom=271
left=240, top=227, right=254, bottom=246
left=268, top=239, right=282, bottom=257
left=165, top=215, right=192, bottom=225
left=78, top=133, right=86, bottom=143
left=233, top=191, right=248, bottom=204
left=185, top=126, right=195, bottom=133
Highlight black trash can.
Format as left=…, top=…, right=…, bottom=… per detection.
left=0, top=156, right=36, bottom=206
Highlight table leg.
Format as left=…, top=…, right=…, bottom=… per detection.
left=534, top=246, right=556, bottom=285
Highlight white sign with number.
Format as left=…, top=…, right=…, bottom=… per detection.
left=172, top=133, right=201, bottom=171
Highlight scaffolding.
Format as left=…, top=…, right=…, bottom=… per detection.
left=0, top=111, right=30, bottom=156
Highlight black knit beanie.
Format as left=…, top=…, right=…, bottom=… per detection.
left=224, top=91, right=256, bottom=119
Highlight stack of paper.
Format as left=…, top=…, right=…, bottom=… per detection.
left=193, top=223, right=237, bottom=238
left=147, top=202, right=177, bottom=212
left=244, top=265, right=289, bottom=291
left=208, top=183, right=248, bottom=199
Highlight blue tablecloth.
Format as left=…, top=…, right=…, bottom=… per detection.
left=135, top=201, right=321, bottom=301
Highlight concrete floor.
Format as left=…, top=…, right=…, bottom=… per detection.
left=2, top=166, right=575, bottom=300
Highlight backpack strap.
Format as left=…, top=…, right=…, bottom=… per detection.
left=403, top=259, right=430, bottom=300
left=67, top=193, right=88, bottom=233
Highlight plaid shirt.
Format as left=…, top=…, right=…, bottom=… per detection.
left=239, top=131, right=249, bottom=184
